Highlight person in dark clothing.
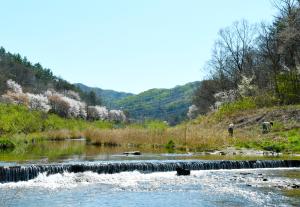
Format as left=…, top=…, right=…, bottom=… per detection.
left=262, top=121, right=273, bottom=134
left=228, top=123, right=234, bottom=137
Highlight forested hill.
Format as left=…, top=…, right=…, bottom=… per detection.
left=0, top=46, right=199, bottom=124
left=75, top=83, right=133, bottom=108
left=0, top=47, right=99, bottom=105
left=77, top=82, right=201, bottom=125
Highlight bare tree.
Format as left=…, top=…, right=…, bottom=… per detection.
left=217, top=20, right=258, bottom=85
left=203, top=20, right=259, bottom=92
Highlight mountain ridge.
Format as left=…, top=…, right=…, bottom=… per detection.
left=76, top=81, right=201, bottom=125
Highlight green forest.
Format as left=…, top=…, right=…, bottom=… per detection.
left=77, top=82, right=200, bottom=125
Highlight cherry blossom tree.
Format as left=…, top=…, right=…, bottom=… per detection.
left=87, top=106, right=109, bottom=120
left=108, top=109, right=126, bottom=122
left=26, top=93, right=51, bottom=112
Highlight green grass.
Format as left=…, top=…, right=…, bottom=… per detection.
left=0, top=103, right=115, bottom=133
left=213, top=97, right=257, bottom=121
left=235, top=128, right=300, bottom=153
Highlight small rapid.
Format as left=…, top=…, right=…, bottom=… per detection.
left=1, top=168, right=300, bottom=207
left=1, top=160, right=300, bottom=183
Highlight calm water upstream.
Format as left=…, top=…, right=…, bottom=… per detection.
left=0, top=140, right=300, bottom=206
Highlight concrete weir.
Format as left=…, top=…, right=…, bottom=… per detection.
left=1, top=160, right=300, bottom=183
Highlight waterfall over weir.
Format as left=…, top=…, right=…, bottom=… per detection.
left=1, top=160, right=300, bottom=183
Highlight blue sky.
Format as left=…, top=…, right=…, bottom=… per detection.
left=0, top=0, right=276, bottom=93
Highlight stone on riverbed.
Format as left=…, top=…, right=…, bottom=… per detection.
left=123, top=151, right=141, bottom=155
left=176, top=167, right=191, bottom=176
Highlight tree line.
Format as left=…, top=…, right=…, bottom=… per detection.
left=192, top=0, right=300, bottom=115
left=0, top=47, right=101, bottom=106
left=1, top=79, right=126, bottom=122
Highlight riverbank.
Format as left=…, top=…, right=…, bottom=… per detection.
left=0, top=102, right=299, bottom=160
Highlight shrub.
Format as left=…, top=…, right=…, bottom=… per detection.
left=276, top=71, right=300, bottom=104
left=213, top=97, right=256, bottom=120
left=165, top=140, right=175, bottom=149
left=254, top=93, right=280, bottom=108
left=0, top=138, right=15, bottom=150
left=0, top=103, right=44, bottom=134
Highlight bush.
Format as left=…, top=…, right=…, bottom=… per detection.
left=276, top=72, right=300, bottom=104
left=254, top=93, right=280, bottom=108
left=165, top=140, right=175, bottom=149
left=262, top=142, right=286, bottom=153
left=0, top=138, right=15, bottom=150
left=214, top=97, right=256, bottom=120
left=0, top=103, right=44, bottom=134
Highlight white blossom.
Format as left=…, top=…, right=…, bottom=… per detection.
left=47, top=91, right=87, bottom=119
left=187, top=105, right=198, bottom=119
left=87, top=106, right=109, bottom=120
left=210, top=89, right=237, bottom=111
left=1, top=91, right=28, bottom=105
left=1, top=80, right=27, bottom=105
left=26, top=93, right=51, bottom=112
left=61, top=96, right=86, bottom=118
left=238, top=75, right=257, bottom=97
left=6, top=79, right=23, bottom=93
left=64, top=90, right=81, bottom=101
left=214, top=89, right=236, bottom=103
left=108, top=109, right=126, bottom=122
left=1, top=80, right=117, bottom=121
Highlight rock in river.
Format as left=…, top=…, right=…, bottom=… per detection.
left=123, top=151, right=141, bottom=156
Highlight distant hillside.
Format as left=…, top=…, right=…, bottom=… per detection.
left=75, top=83, right=134, bottom=107
left=77, top=82, right=201, bottom=125
left=0, top=46, right=200, bottom=125
left=0, top=46, right=99, bottom=105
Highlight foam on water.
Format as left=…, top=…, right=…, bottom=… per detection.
left=2, top=159, right=300, bottom=184
left=1, top=168, right=299, bottom=206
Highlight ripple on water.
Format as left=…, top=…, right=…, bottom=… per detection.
left=0, top=168, right=299, bottom=207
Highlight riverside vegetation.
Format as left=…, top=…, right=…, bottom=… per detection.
left=0, top=97, right=299, bottom=160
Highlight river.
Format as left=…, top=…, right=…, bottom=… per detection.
left=0, top=141, right=299, bottom=206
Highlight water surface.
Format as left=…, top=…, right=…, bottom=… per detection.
left=1, top=140, right=300, bottom=206
left=1, top=140, right=299, bottom=164
left=1, top=168, right=299, bottom=207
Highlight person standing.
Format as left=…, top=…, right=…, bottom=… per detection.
left=228, top=123, right=234, bottom=137
left=262, top=121, right=273, bottom=134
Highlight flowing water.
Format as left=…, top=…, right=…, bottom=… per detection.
left=1, top=168, right=300, bottom=207
left=0, top=141, right=300, bottom=206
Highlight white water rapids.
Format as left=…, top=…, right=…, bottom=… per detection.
left=1, top=168, right=299, bottom=207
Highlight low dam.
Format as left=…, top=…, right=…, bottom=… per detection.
left=1, top=160, right=300, bottom=183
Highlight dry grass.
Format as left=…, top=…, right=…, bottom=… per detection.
left=81, top=105, right=299, bottom=152
left=44, top=129, right=84, bottom=140
left=29, top=104, right=299, bottom=152
left=82, top=124, right=231, bottom=151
